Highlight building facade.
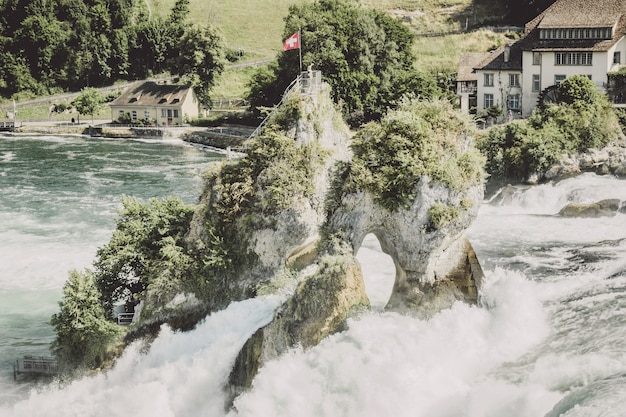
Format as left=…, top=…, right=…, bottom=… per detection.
left=469, top=0, right=626, bottom=118
left=109, top=81, right=201, bottom=126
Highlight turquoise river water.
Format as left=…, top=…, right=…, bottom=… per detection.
left=0, top=134, right=625, bottom=417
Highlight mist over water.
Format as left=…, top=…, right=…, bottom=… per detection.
left=1, top=134, right=625, bottom=417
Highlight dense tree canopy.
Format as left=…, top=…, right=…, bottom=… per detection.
left=247, top=0, right=441, bottom=125
left=478, top=75, right=621, bottom=180
left=0, top=0, right=224, bottom=106
left=94, top=196, right=196, bottom=314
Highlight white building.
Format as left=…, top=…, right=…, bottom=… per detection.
left=471, top=0, right=626, bottom=118
left=109, top=81, right=202, bottom=126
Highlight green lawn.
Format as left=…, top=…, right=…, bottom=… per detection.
left=148, top=0, right=312, bottom=57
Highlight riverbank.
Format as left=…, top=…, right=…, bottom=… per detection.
left=10, top=120, right=210, bottom=141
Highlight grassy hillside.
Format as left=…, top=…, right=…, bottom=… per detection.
left=150, top=0, right=510, bottom=64
left=156, top=0, right=511, bottom=98
left=148, top=0, right=312, bottom=57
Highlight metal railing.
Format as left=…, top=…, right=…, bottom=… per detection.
left=248, top=70, right=323, bottom=141
left=14, top=356, right=58, bottom=379
left=248, top=75, right=303, bottom=140
left=117, top=313, right=134, bottom=325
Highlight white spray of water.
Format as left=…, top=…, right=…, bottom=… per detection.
left=0, top=268, right=550, bottom=417
left=231, top=269, right=552, bottom=417
left=1, top=296, right=283, bottom=417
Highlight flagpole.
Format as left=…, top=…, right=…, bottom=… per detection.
left=298, top=28, right=302, bottom=73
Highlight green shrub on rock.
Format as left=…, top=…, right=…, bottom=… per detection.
left=346, top=98, right=485, bottom=211
left=50, top=270, right=124, bottom=371
left=479, top=75, right=621, bottom=181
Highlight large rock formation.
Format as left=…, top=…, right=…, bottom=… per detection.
left=219, top=76, right=485, bottom=405
left=558, top=199, right=623, bottom=218
left=328, top=177, right=483, bottom=316
left=117, top=74, right=484, bottom=406
left=543, top=140, right=626, bottom=181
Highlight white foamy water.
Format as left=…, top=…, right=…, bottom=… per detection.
left=1, top=137, right=625, bottom=417
left=3, top=296, right=283, bottom=417
left=231, top=269, right=552, bottom=417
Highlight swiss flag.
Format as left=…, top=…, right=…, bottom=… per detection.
left=283, top=31, right=300, bottom=51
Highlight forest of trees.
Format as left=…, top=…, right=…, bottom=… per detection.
left=0, top=0, right=225, bottom=107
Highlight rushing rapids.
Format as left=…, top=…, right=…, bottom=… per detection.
left=1, top=135, right=625, bottom=417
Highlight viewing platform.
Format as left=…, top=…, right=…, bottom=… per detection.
left=13, top=356, right=58, bottom=380
left=0, top=120, right=15, bottom=131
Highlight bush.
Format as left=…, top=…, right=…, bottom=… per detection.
left=346, top=98, right=484, bottom=211
left=479, top=75, right=621, bottom=181
left=477, top=120, right=564, bottom=179
left=428, top=203, right=460, bottom=229
left=51, top=270, right=124, bottom=371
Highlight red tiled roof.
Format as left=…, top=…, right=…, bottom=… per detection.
left=520, top=0, right=626, bottom=52
left=537, top=0, right=626, bottom=28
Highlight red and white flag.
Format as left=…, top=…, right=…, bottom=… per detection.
left=283, top=31, right=300, bottom=51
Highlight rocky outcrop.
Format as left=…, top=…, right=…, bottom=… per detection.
left=185, top=82, right=352, bottom=304
left=328, top=176, right=484, bottom=316
left=558, top=199, right=623, bottom=218
left=543, top=141, right=626, bottom=181
left=228, top=249, right=369, bottom=401
left=182, top=77, right=485, bottom=405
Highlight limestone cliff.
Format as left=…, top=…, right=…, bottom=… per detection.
left=328, top=178, right=483, bottom=316
left=220, top=83, right=485, bottom=403
left=122, top=74, right=484, bottom=405
left=184, top=77, right=353, bottom=308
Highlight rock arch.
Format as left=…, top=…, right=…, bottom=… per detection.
left=330, top=177, right=484, bottom=316
left=355, top=233, right=396, bottom=310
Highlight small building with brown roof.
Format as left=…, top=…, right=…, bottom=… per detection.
left=470, top=0, right=626, bottom=118
left=457, top=52, right=491, bottom=113
left=109, top=81, right=201, bottom=126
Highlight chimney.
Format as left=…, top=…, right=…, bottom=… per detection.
left=504, top=45, right=511, bottom=63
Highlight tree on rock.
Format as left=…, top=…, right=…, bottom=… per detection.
left=50, top=270, right=123, bottom=371
left=346, top=98, right=484, bottom=211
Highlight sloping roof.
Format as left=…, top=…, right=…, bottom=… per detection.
left=521, top=0, right=626, bottom=51
left=536, top=0, right=625, bottom=28
left=475, top=43, right=523, bottom=71
left=457, top=52, right=491, bottom=81
left=110, top=82, right=193, bottom=107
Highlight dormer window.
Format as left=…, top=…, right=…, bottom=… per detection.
left=539, top=27, right=612, bottom=40
left=129, top=97, right=138, bottom=103
left=171, top=98, right=180, bottom=104
left=158, top=98, right=167, bottom=104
